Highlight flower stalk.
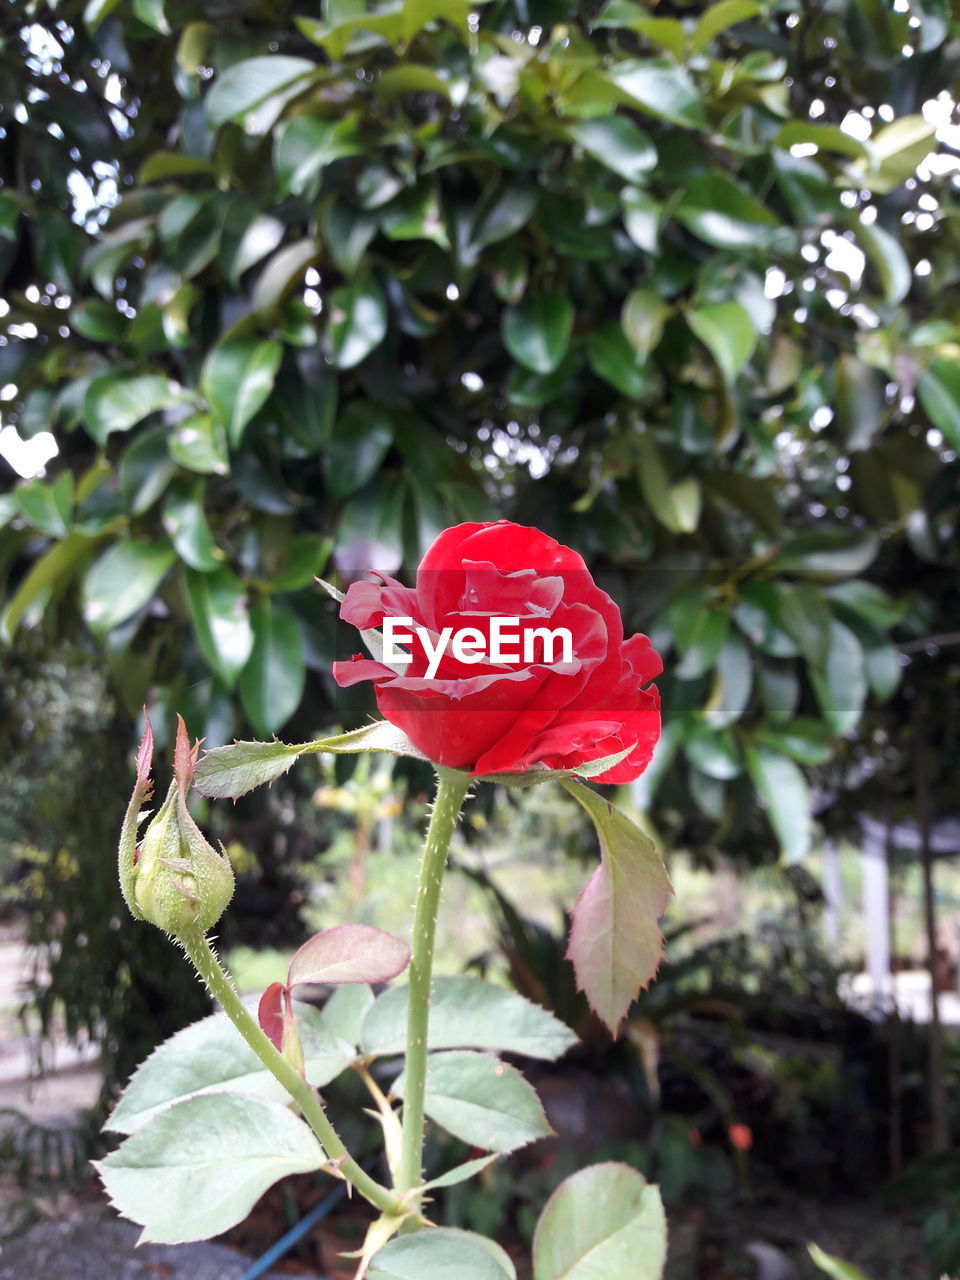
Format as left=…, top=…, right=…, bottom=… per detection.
left=180, top=928, right=403, bottom=1218
left=396, top=766, right=472, bottom=1205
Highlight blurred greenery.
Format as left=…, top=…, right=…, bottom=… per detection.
left=0, top=0, right=956, bottom=868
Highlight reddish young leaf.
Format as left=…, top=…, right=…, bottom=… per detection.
left=258, top=981, right=287, bottom=1051
left=286, top=924, right=410, bottom=988
left=562, top=779, right=672, bottom=1034
left=135, top=709, right=154, bottom=795
left=173, top=713, right=201, bottom=792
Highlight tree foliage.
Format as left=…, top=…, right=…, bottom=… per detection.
left=0, top=0, right=958, bottom=863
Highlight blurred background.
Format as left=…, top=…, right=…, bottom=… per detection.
left=0, top=0, right=958, bottom=1276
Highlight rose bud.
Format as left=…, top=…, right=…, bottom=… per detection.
left=119, top=714, right=234, bottom=937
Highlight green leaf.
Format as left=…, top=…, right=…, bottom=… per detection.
left=96, top=1093, right=325, bottom=1244
left=370, top=1229, right=516, bottom=1280
left=106, top=1008, right=357, bottom=1135
left=621, top=289, right=670, bottom=361
left=82, top=541, right=176, bottom=634
left=194, top=739, right=310, bottom=798
left=252, top=238, right=320, bottom=317
left=360, top=975, right=576, bottom=1060
left=139, top=151, right=214, bottom=182
left=702, top=471, right=781, bottom=535
left=183, top=566, right=254, bottom=688
left=271, top=536, right=331, bottom=592
left=226, top=214, right=286, bottom=284
left=687, top=301, right=758, bottom=385
left=683, top=723, right=741, bottom=779
left=325, top=402, right=394, bottom=498
left=754, top=719, right=834, bottom=765
left=533, top=1162, right=667, bottom=1280
left=168, top=412, right=229, bottom=476
left=918, top=360, right=960, bottom=450
left=120, top=432, right=177, bottom=522
left=835, top=354, right=883, bottom=452
left=777, top=584, right=832, bottom=665
left=808, top=1244, right=872, bottom=1280
left=381, top=185, right=450, bottom=249
left=587, top=324, right=650, bottom=398
left=392, top=1050, right=552, bottom=1153
left=671, top=597, right=729, bottom=678
left=822, top=580, right=904, bottom=631
left=756, top=657, right=800, bottom=723
left=421, top=1154, right=499, bottom=1192
left=691, top=0, right=761, bottom=51
left=854, top=218, right=911, bottom=306
left=568, top=116, right=657, bottom=183
left=15, top=473, right=72, bottom=538
left=83, top=374, right=187, bottom=446
left=676, top=174, right=779, bottom=249
left=193, top=721, right=431, bottom=800
left=0, top=533, right=96, bottom=643
left=274, top=114, right=364, bottom=197
left=769, top=530, right=879, bottom=579
left=328, top=278, right=388, bottom=369
left=472, top=185, right=538, bottom=248
left=745, top=745, right=811, bottom=863
left=853, top=115, right=936, bottom=194
left=592, top=3, right=686, bottom=56
left=705, top=634, right=753, bottom=729
left=201, top=336, right=283, bottom=448
left=239, top=602, right=306, bottom=736
left=863, top=640, right=901, bottom=702
left=773, top=122, right=870, bottom=160
left=621, top=188, right=661, bottom=254
left=810, top=619, right=867, bottom=734
left=636, top=435, right=701, bottom=534
left=162, top=482, right=223, bottom=572
left=561, top=779, right=673, bottom=1032
left=502, top=294, right=574, bottom=375
left=205, top=56, right=318, bottom=132
left=607, top=59, right=707, bottom=129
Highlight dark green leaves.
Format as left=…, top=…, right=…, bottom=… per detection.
left=206, top=56, right=319, bottom=132
left=183, top=566, right=254, bottom=688
left=83, top=541, right=176, bottom=634
left=326, top=403, right=394, bottom=498
left=239, top=603, right=306, bottom=736
left=607, top=60, right=707, bottom=129
left=745, top=745, right=811, bottom=863
left=687, top=302, right=758, bottom=384
left=677, top=174, right=780, bottom=249
left=502, top=295, right=574, bottom=375
left=84, top=375, right=188, bottom=446
left=568, top=117, right=657, bottom=183
left=201, top=336, right=283, bottom=448
left=918, top=359, right=960, bottom=449
left=328, top=278, right=388, bottom=368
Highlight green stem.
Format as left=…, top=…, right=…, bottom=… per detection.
left=181, top=929, right=402, bottom=1217
left=397, top=766, right=471, bottom=1202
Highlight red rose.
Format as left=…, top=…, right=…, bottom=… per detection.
left=332, top=521, right=662, bottom=782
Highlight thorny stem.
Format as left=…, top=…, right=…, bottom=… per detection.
left=181, top=929, right=403, bottom=1217
left=396, top=766, right=472, bottom=1207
